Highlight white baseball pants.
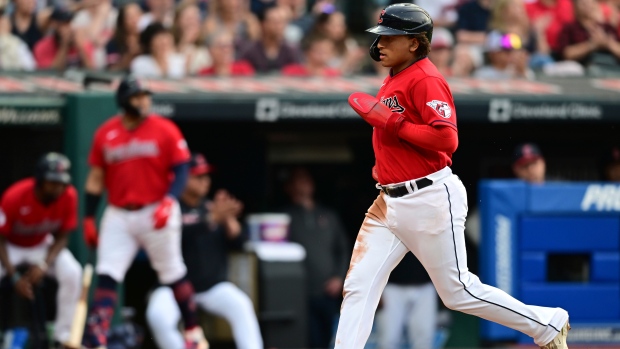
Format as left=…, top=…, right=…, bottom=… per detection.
left=334, top=167, right=568, bottom=348
left=146, top=282, right=263, bottom=349
left=0, top=237, right=82, bottom=343
left=378, top=282, right=438, bottom=349
left=96, top=202, right=186, bottom=284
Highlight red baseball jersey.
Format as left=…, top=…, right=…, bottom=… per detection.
left=373, top=57, right=457, bottom=185
left=0, top=178, right=78, bottom=247
left=88, top=115, right=190, bottom=207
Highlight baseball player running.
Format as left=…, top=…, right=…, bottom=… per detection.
left=0, top=152, right=82, bottom=348
left=145, top=153, right=263, bottom=349
left=336, top=4, right=570, bottom=349
left=81, top=76, right=208, bottom=349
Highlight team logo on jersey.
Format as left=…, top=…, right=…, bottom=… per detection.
left=426, top=100, right=452, bottom=118
left=381, top=95, right=405, bottom=113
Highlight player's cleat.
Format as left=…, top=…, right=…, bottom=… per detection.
left=184, top=326, right=209, bottom=349
left=540, top=321, right=570, bottom=349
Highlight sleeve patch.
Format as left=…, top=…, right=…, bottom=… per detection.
left=426, top=100, right=452, bottom=119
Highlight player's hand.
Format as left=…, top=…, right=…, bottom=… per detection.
left=27, top=265, right=46, bottom=285
left=324, top=277, right=344, bottom=298
left=14, top=276, right=34, bottom=300
left=348, top=92, right=392, bottom=129
left=153, top=196, right=175, bottom=230
left=83, top=216, right=99, bottom=248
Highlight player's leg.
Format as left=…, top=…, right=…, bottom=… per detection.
left=84, top=206, right=140, bottom=348
left=378, top=284, right=409, bottom=349
left=145, top=286, right=185, bottom=349
left=391, top=174, right=568, bottom=347
left=196, top=282, right=263, bottom=349
left=334, top=194, right=409, bottom=349
left=47, top=248, right=82, bottom=344
left=407, top=283, right=437, bottom=349
left=138, top=201, right=207, bottom=348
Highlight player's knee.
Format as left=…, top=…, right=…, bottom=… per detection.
left=56, top=256, right=82, bottom=288
left=440, top=295, right=462, bottom=311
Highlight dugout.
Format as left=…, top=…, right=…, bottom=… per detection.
left=1, top=75, right=620, bottom=348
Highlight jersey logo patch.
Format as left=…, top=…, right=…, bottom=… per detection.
left=381, top=96, right=405, bottom=113
left=426, top=100, right=452, bottom=118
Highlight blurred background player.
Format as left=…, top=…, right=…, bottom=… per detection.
left=378, top=254, right=438, bottom=349
left=282, top=167, right=350, bottom=348
left=513, top=142, right=546, bottom=183
left=81, top=76, right=208, bottom=349
left=146, top=153, right=263, bottom=349
left=0, top=152, right=82, bottom=348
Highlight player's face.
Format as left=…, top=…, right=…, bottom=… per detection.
left=377, top=35, right=418, bottom=70
left=514, top=158, right=546, bottom=184
left=40, top=181, right=67, bottom=203
left=129, top=93, right=152, bottom=116
left=186, top=174, right=211, bottom=198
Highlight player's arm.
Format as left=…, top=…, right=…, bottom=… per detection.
left=0, top=235, right=15, bottom=278
left=28, top=231, right=70, bottom=285
left=83, top=166, right=104, bottom=247
left=348, top=92, right=458, bottom=153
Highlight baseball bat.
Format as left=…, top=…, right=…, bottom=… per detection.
left=64, top=263, right=93, bottom=348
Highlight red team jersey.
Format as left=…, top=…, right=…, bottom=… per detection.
left=374, top=58, right=457, bottom=185
left=88, top=115, right=190, bottom=207
left=0, top=178, right=78, bottom=247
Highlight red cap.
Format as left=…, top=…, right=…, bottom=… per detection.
left=189, top=153, right=213, bottom=175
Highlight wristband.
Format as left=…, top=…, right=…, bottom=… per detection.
left=85, top=193, right=102, bottom=217
left=11, top=272, right=21, bottom=284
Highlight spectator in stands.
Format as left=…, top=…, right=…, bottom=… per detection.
left=308, top=8, right=365, bottom=75
left=601, top=146, right=620, bottom=181
left=106, top=2, right=142, bottom=71
left=199, top=30, right=254, bottom=76
left=9, top=0, right=52, bottom=52
left=428, top=27, right=454, bottom=77
left=415, top=0, right=459, bottom=28
left=490, top=0, right=554, bottom=68
left=513, top=142, right=546, bottom=183
left=71, top=0, right=117, bottom=70
left=525, top=0, right=573, bottom=54
left=557, top=0, right=620, bottom=67
left=139, top=0, right=175, bottom=30
left=202, top=0, right=260, bottom=53
left=277, top=0, right=314, bottom=44
left=240, top=5, right=300, bottom=74
left=34, top=7, right=94, bottom=70
left=474, top=30, right=534, bottom=79
left=282, top=167, right=350, bottom=348
left=452, top=0, right=493, bottom=76
left=131, top=22, right=186, bottom=78
left=0, top=7, right=36, bottom=70
left=282, top=33, right=340, bottom=76
left=173, top=3, right=212, bottom=75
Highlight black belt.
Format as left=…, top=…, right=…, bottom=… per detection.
left=381, top=178, right=433, bottom=198
left=122, top=204, right=145, bottom=211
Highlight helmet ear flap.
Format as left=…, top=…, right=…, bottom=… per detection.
left=370, top=36, right=381, bottom=62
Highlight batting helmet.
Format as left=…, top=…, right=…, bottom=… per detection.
left=35, top=152, right=71, bottom=185
left=116, top=76, right=152, bottom=116
left=366, top=3, right=434, bottom=62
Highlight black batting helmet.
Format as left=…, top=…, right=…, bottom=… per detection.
left=367, top=3, right=434, bottom=62
left=35, top=152, right=71, bottom=185
left=116, top=76, right=152, bottom=116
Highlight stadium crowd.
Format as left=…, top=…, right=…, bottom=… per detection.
left=1, top=0, right=620, bottom=76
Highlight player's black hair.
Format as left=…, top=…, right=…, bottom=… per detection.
left=409, top=32, right=431, bottom=57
